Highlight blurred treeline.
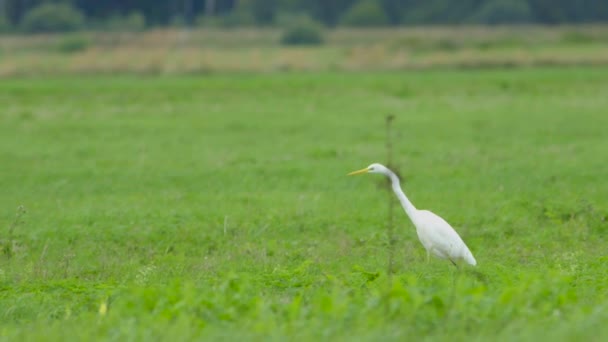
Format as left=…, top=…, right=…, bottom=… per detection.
left=1, top=0, right=608, bottom=33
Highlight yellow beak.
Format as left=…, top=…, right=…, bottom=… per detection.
left=347, top=168, right=369, bottom=176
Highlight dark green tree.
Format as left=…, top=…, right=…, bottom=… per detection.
left=2, top=0, right=608, bottom=31
left=21, top=2, right=85, bottom=33
left=251, top=0, right=277, bottom=25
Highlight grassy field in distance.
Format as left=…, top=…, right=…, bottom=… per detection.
left=3, top=25, right=608, bottom=75
left=1, top=67, right=608, bottom=340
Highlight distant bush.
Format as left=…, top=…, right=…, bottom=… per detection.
left=469, top=0, right=532, bottom=25
left=106, top=12, right=146, bottom=32
left=56, top=35, right=90, bottom=53
left=280, top=17, right=324, bottom=46
left=340, top=0, right=389, bottom=27
left=21, top=3, right=85, bottom=33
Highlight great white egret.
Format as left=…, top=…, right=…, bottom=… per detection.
left=348, top=163, right=477, bottom=266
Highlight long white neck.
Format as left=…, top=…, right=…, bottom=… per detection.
left=387, top=171, right=417, bottom=218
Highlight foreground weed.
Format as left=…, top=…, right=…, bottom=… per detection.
left=1, top=205, right=26, bottom=260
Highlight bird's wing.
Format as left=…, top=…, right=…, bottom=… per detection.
left=415, top=210, right=470, bottom=259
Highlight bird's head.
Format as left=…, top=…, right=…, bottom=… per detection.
left=347, top=163, right=390, bottom=176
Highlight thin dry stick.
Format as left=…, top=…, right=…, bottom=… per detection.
left=385, top=115, right=396, bottom=277
left=4, top=205, right=26, bottom=260
left=8, top=205, right=26, bottom=237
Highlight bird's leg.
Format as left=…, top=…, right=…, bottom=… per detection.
left=448, top=259, right=461, bottom=297
left=447, top=262, right=460, bottom=320
left=426, top=250, right=430, bottom=264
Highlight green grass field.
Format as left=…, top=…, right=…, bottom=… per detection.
left=1, top=67, right=608, bottom=340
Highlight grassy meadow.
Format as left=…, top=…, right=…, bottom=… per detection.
left=1, top=66, right=608, bottom=340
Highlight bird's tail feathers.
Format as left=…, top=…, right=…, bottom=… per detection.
left=463, top=247, right=477, bottom=266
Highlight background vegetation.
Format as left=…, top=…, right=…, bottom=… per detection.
left=1, top=0, right=608, bottom=34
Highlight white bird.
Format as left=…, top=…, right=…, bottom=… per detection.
left=348, top=163, right=477, bottom=266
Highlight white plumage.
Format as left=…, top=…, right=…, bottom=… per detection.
left=348, top=163, right=477, bottom=266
